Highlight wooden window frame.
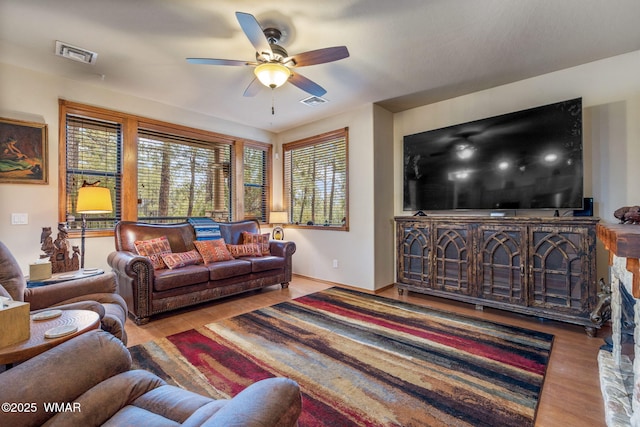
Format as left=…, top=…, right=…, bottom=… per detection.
left=282, top=127, right=349, bottom=232
left=58, top=100, right=271, bottom=237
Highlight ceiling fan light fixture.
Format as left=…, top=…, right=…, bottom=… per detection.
left=254, top=63, right=291, bottom=89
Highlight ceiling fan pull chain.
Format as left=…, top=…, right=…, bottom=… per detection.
left=272, top=89, right=275, bottom=115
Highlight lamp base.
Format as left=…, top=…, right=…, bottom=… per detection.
left=273, top=226, right=284, bottom=241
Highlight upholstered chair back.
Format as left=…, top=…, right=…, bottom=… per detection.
left=0, top=241, right=26, bottom=301
left=114, top=221, right=196, bottom=253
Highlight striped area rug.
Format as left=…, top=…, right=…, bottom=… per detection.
left=130, top=287, right=553, bottom=426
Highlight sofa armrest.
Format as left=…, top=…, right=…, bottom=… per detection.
left=107, top=250, right=155, bottom=324
left=269, top=241, right=296, bottom=285
left=198, top=377, right=302, bottom=427
left=32, top=300, right=106, bottom=318
left=0, top=330, right=131, bottom=427
left=23, top=272, right=118, bottom=311
left=269, top=240, right=296, bottom=258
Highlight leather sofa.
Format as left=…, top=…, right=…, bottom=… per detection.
left=0, top=330, right=302, bottom=426
left=0, top=240, right=128, bottom=344
left=108, top=220, right=296, bottom=324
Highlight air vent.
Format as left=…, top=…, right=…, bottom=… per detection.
left=300, top=96, right=328, bottom=107
left=55, top=41, right=98, bottom=64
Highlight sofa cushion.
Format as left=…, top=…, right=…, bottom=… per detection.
left=226, top=243, right=262, bottom=258
left=161, top=250, right=203, bottom=270
left=153, top=265, right=210, bottom=292
left=194, top=239, right=234, bottom=264
left=242, top=231, right=271, bottom=255
left=249, top=256, right=285, bottom=273
left=207, top=259, right=252, bottom=280
left=134, top=236, right=172, bottom=270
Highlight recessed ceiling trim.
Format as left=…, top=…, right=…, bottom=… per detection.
left=55, top=41, right=98, bottom=65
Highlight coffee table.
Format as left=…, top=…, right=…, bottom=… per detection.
left=0, top=309, right=100, bottom=366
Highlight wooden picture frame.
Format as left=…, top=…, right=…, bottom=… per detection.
left=0, top=117, right=48, bottom=184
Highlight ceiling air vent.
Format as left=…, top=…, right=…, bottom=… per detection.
left=300, top=96, right=328, bottom=107
left=55, top=41, right=98, bottom=64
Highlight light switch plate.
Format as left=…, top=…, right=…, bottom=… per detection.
left=11, top=213, right=28, bottom=225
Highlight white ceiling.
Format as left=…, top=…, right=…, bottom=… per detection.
left=2, top=0, right=640, bottom=133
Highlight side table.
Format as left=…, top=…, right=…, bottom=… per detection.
left=27, top=268, right=104, bottom=288
left=0, top=309, right=100, bottom=366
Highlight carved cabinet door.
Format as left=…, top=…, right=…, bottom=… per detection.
left=397, top=221, right=432, bottom=289
left=477, top=225, right=527, bottom=305
left=432, top=223, right=473, bottom=295
left=528, top=225, right=592, bottom=314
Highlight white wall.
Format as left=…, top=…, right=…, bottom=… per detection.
left=276, top=105, right=380, bottom=290
left=0, top=63, right=274, bottom=274
left=373, top=105, right=395, bottom=289
left=393, top=50, right=640, bottom=221
left=393, top=50, right=640, bottom=280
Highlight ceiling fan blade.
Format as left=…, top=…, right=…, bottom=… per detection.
left=186, top=58, right=254, bottom=66
left=243, top=77, right=263, bottom=97
left=289, top=72, right=327, bottom=97
left=235, top=12, right=272, bottom=56
left=287, top=46, right=349, bottom=67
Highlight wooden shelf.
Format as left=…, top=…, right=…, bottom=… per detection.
left=597, top=223, right=640, bottom=297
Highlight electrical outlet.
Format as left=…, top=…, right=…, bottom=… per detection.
left=332, top=259, right=338, bottom=268
left=11, top=213, right=28, bottom=225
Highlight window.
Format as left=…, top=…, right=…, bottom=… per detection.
left=243, top=143, right=269, bottom=222
left=59, top=100, right=271, bottom=233
left=137, top=129, right=232, bottom=223
left=283, top=128, right=348, bottom=230
left=63, top=115, right=122, bottom=232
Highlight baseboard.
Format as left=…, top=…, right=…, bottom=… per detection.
left=292, top=274, right=394, bottom=295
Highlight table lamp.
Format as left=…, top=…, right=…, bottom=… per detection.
left=269, top=211, right=288, bottom=240
left=76, top=185, right=112, bottom=269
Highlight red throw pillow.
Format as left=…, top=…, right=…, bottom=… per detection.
left=161, top=250, right=203, bottom=269
left=226, top=243, right=262, bottom=258
left=134, top=236, right=172, bottom=270
left=242, top=231, right=271, bottom=255
left=194, top=239, right=235, bottom=264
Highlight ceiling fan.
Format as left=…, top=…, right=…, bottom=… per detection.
left=187, top=12, right=349, bottom=97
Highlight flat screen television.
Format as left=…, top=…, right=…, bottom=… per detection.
left=403, top=98, right=583, bottom=211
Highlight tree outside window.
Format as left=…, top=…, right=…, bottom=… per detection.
left=283, top=128, right=348, bottom=230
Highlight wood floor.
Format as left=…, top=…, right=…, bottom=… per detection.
left=125, top=275, right=608, bottom=427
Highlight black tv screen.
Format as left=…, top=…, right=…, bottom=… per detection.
left=403, top=98, right=583, bottom=211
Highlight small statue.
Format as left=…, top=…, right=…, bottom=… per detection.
left=614, top=205, right=640, bottom=224
left=54, top=222, right=69, bottom=250
left=71, top=246, right=80, bottom=271
left=40, top=226, right=55, bottom=259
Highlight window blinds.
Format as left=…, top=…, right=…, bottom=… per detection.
left=65, top=115, right=121, bottom=229
left=283, top=130, right=347, bottom=227
left=243, top=145, right=268, bottom=222
left=137, top=129, right=231, bottom=223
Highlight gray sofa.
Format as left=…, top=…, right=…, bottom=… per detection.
left=107, top=220, right=295, bottom=324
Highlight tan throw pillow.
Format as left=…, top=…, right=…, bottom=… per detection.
left=226, top=243, right=262, bottom=258
left=194, top=239, right=235, bottom=264
left=161, top=250, right=203, bottom=270
left=242, top=231, right=271, bottom=255
left=134, top=236, right=172, bottom=270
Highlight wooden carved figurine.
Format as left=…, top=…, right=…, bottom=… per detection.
left=40, top=226, right=55, bottom=259
left=48, top=222, right=77, bottom=273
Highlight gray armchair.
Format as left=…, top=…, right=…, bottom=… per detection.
left=0, top=240, right=127, bottom=344
left=0, top=330, right=302, bottom=426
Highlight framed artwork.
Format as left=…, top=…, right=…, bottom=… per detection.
left=0, top=117, right=48, bottom=184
